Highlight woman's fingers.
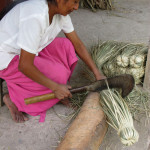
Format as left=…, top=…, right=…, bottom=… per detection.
left=67, top=85, right=72, bottom=89
left=66, top=85, right=72, bottom=98
left=54, top=84, right=72, bottom=99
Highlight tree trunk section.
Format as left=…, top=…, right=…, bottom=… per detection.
left=56, top=92, right=108, bottom=150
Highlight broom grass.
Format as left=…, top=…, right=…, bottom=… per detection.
left=80, top=0, right=113, bottom=11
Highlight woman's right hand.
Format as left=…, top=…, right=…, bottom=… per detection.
left=53, top=84, right=72, bottom=100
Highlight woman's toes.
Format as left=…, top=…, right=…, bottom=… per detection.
left=3, top=94, right=29, bottom=123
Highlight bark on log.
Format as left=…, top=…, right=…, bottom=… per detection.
left=56, top=92, right=108, bottom=150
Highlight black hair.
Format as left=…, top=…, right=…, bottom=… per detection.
left=0, top=0, right=57, bottom=20
left=0, top=0, right=28, bottom=20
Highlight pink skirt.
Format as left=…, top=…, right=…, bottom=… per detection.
left=0, top=37, right=78, bottom=122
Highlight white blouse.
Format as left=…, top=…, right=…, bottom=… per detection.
left=0, top=0, right=74, bottom=70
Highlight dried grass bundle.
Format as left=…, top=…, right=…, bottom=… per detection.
left=90, top=41, right=148, bottom=84
left=80, top=0, right=113, bottom=11
left=100, top=88, right=139, bottom=146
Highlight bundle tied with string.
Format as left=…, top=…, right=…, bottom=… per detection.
left=80, top=0, right=113, bottom=11
left=90, top=41, right=148, bottom=84
left=100, top=80, right=139, bottom=146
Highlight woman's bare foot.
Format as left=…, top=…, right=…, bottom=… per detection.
left=3, top=94, right=28, bottom=123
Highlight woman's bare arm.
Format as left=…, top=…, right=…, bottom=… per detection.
left=65, top=31, right=105, bottom=80
left=19, top=49, right=72, bottom=99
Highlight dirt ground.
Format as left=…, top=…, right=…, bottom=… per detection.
left=0, top=0, right=150, bottom=149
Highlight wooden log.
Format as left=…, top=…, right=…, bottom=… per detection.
left=56, top=92, right=108, bottom=150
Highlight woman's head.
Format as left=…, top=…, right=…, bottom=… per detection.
left=49, top=0, right=79, bottom=16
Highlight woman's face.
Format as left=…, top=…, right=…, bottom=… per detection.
left=57, top=0, right=80, bottom=16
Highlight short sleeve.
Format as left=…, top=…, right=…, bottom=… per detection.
left=61, top=15, right=74, bottom=33
left=17, top=17, right=42, bottom=54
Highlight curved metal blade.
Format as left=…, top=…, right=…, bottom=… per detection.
left=87, top=74, right=135, bottom=97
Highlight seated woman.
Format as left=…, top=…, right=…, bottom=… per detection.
left=0, top=0, right=105, bottom=123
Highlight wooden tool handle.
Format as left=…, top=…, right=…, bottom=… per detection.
left=24, top=86, right=87, bottom=105
left=25, top=93, right=56, bottom=105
